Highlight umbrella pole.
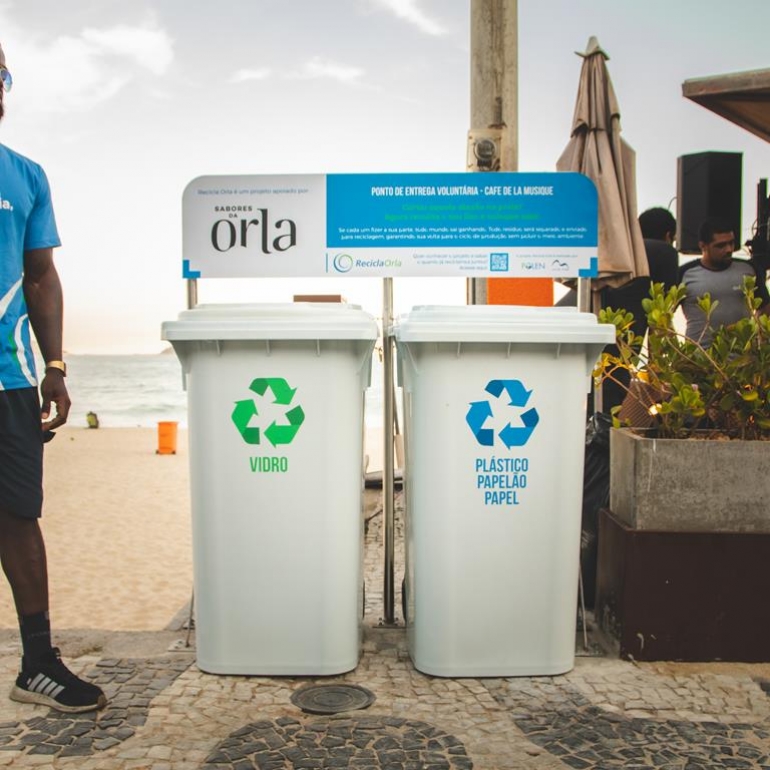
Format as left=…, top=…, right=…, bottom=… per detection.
left=578, top=278, right=603, bottom=414
left=577, top=275, right=599, bottom=644
left=576, top=277, right=591, bottom=314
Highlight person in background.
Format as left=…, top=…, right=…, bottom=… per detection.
left=600, top=206, right=680, bottom=411
left=679, top=217, right=770, bottom=346
left=0, top=41, right=106, bottom=712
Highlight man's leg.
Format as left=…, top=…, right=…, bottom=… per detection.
left=0, top=388, right=52, bottom=662
left=0, top=508, right=52, bottom=662
left=0, top=511, right=48, bottom=610
left=0, top=505, right=107, bottom=713
left=0, top=388, right=106, bottom=713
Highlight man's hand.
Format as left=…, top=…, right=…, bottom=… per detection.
left=40, top=371, right=70, bottom=430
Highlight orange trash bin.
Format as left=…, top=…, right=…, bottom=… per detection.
left=156, top=421, right=178, bottom=455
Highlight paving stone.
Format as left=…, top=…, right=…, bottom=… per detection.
left=3, top=495, right=770, bottom=769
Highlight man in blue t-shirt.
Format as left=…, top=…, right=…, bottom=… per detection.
left=0, top=41, right=106, bottom=713
left=679, top=217, right=770, bottom=346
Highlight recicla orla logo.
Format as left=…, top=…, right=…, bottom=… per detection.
left=210, top=207, right=297, bottom=254
left=0, top=194, right=13, bottom=211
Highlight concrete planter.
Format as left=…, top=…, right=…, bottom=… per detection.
left=596, top=428, right=770, bottom=662
left=609, top=428, right=770, bottom=533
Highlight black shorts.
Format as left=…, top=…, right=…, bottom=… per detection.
left=0, top=388, right=43, bottom=519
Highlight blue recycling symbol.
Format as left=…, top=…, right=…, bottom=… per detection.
left=466, top=379, right=540, bottom=448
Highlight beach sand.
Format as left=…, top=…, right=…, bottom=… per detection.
left=0, top=428, right=193, bottom=633
left=0, top=425, right=392, bottom=634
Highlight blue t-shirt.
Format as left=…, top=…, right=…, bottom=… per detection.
left=0, top=143, right=61, bottom=390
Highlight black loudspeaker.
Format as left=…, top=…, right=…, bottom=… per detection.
left=676, top=152, right=742, bottom=254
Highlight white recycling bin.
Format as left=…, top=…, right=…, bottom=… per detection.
left=161, top=303, right=378, bottom=675
left=394, top=305, right=615, bottom=677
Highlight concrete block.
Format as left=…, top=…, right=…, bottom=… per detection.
left=609, top=428, right=770, bottom=532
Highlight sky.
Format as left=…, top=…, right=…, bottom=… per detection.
left=1, top=0, right=769, bottom=354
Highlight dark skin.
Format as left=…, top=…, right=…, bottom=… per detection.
left=0, top=249, right=69, bottom=615
left=0, top=48, right=70, bottom=616
left=699, top=231, right=770, bottom=315
left=23, top=248, right=70, bottom=431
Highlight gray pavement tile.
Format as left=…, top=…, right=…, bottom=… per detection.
left=1, top=491, right=769, bottom=768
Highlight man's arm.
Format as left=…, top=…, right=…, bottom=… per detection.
left=754, top=264, right=770, bottom=316
left=751, top=266, right=770, bottom=317
left=22, top=248, right=70, bottom=429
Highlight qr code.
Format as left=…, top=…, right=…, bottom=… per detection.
left=490, top=252, right=509, bottom=272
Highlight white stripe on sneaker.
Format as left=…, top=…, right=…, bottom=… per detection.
left=28, top=673, right=65, bottom=699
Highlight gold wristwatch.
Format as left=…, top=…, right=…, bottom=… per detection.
left=45, top=360, right=67, bottom=377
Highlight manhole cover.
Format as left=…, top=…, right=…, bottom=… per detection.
left=290, top=684, right=376, bottom=714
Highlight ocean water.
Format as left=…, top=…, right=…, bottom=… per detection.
left=60, top=354, right=188, bottom=428
left=58, top=353, right=389, bottom=430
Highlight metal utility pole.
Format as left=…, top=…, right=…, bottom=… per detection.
left=382, top=1, right=519, bottom=625
left=468, top=0, right=518, bottom=305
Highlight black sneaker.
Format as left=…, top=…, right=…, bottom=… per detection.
left=10, top=648, right=107, bottom=713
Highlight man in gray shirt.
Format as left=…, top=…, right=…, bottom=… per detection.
left=678, top=217, right=770, bottom=345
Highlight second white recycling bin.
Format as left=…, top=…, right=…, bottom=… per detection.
left=394, top=305, right=615, bottom=677
left=162, top=303, right=378, bottom=675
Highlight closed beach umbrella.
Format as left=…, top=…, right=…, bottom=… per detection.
left=557, top=37, right=648, bottom=299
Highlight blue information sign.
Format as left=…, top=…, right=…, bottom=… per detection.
left=182, top=172, right=598, bottom=278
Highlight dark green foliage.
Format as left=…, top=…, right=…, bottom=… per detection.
left=595, top=277, right=770, bottom=440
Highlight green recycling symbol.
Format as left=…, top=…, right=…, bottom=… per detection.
left=231, top=377, right=305, bottom=446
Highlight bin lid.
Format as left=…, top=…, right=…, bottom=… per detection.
left=162, top=303, right=379, bottom=341
left=393, top=305, right=616, bottom=344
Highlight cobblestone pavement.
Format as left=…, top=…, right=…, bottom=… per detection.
left=0, top=491, right=768, bottom=769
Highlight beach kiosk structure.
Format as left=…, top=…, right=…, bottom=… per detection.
left=682, top=67, right=770, bottom=264
left=682, top=68, right=770, bottom=144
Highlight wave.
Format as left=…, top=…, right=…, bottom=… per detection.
left=60, top=354, right=390, bottom=430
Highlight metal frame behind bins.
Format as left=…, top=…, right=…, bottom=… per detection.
left=184, top=277, right=198, bottom=646
left=182, top=276, right=402, bottom=627
left=382, top=278, right=397, bottom=625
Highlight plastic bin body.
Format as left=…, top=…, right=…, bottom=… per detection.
left=395, top=305, right=614, bottom=677
left=162, top=303, right=377, bottom=675
left=156, top=421, right=178, bottom=454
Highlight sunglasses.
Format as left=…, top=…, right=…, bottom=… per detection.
left=0, top=67, right=12, bottom=93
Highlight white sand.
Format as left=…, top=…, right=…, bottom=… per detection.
left=0, top=424, right=394, bottom=633
left=0, top=428, right=193, bottom=632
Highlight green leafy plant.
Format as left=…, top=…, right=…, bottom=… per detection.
left=595, top=276, right=770, bottom=440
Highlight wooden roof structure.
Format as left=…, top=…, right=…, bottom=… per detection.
left=682, top=68, right=770, bottom=143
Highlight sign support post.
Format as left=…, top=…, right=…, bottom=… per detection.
left=186, top=278, right=198, bottom=311
left=382, top=277, right=396, bottom=624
